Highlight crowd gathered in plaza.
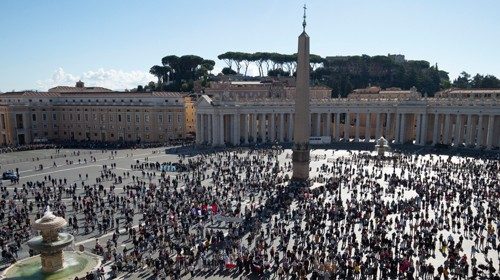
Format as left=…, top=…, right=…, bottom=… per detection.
left=0, top=144, right=498, bottom=280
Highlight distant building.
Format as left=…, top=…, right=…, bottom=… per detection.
left=196, top=80, right=500, bottom=150
left=0, top=81, right=186, bottom=146
left=349, top=86, right=420, bottom=99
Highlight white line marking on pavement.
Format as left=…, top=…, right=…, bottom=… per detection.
left=19, top=165, right=101, bottom=179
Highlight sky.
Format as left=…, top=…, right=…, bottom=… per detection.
left=0, top=0, right=499, bottom=92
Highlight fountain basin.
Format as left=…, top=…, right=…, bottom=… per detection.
left=1, top=251, right=101, bottom=280
left=27, top=233, right=74, bottom=254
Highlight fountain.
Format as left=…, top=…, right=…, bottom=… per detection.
left=375, top=136, right=391, bottom=157
left=1, top=207, right=101, bottom=280
left=27, top=207, right=74, bottom=272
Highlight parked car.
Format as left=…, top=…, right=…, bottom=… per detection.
left=2, top=171, right=17, bottom=180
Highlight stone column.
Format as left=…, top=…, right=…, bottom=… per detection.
left=207, top=114, right=212, bottom=145
left=288, top=113, right=293, bottom=142
left=270, top=113, right=275, bottom=142
left=420, top=113, right=428, bottom=145
left=233, top=114, right=240, bottom=145
left=375, top=113, right=381, bottom=139
left=251, top=114, right=257, bottom=143
left=386, top=113, right=392, bottom=140
left=355, top=113, right=360, bottom=141
left=443, top=114, right=451, bottom=144
left=196, top=114, right=202, bottom=144
left=453, top=114, right=462, bottom=146
left=259, top=113, right=265, bottom=142
left=219, top=114, right=224, bottom=145
left=458, top=115, right=465, bottom=146
left=365, top=112, right=371, bottom=142
left=315, top=113, right=321, bottom=136
left=486, top=115, right=494, bottom=149
left=394, top=113, right=401, bottom=143
left=466, top=114, right=475, bottom=146
left=334, top=113, right=340, bottom=141
left=326, top=113, right=331, bottom=139
left=242, top=114, right=248, bottom=144
left=344, top=113, right=350, bottom=141
left=279, top=113, right=285, bottom=142
left=476, top=114, right=483, bottom=148
left=211, top=114, right=218, bottom=146
left=399, top=113, right=406, bottom=144
left=432, top=113, right=439, bottom=145
left=415, top=114, right=422, bottom=145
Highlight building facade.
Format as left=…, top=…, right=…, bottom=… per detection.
left=196, top=82, right=500, bottom=150
left=0, top=82, right=186, bottom=146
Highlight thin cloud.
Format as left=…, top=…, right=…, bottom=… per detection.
left=36, top=67, right=155, bottom=91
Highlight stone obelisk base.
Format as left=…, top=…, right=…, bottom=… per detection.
left=292, top=143, right=310, bottom=184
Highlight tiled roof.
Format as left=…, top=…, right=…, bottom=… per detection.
left=48, top=86, right=114, bottom=93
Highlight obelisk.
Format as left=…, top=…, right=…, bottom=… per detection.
left=292, top=5, right=310, bottom=182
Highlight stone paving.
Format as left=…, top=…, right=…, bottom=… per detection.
left=0, top=145, right=498, bottom=280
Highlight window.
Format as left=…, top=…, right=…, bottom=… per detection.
left=42, top=114, right=47, bottom=121
left=144, top=115, right=149, bottom=123
left=100, top=115, right=104, bottom=122
left=118, top=115, right=122, bottom=122
left=85, top=114, right=89, bottom=121
left=62, top=114, right=66, bottom=121
left=52, top=113, right=57, bottom=121
left=127, top=115, right=131, bottom=123
left=77, top=114, right=81, bottom=121
left=135, top=115, right=140, bottom=123
left=168, top=114, right=172, bottom=123
left=158, top=114, right=163, bottom=123
left=32, top=114, right=37, bottom=122
left=177, top=115, right=181, bottom=123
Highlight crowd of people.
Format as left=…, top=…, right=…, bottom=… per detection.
left=0, top=146, right=498, bottom=280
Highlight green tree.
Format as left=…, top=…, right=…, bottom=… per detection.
left=222, top=67, right=237, bottom=75
left=480, top=75, right=500, bottom=88
left=149, top=65, right=164, bottom=85
left=452, top=71, right=471, bottom=88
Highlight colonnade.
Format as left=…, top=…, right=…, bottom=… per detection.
left=197, top=110, right=500, bottom=150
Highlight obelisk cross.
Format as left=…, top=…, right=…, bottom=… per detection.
left=302, top=4, right=307, bottom=31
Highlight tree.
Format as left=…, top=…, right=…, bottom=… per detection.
left=222, top=67, right=237, bottom=75
left=452, top=71, right=471, bottom=88
left=241, top=53, right=253, bottom=76
left=471, top=74, right=484, bottom=88
left=149, top=65, right=164, bottom=85
left=268, top=68, right=289, bottom=77
left=480, top=75, right=500, bottom=88
left=310, top=54, right=324, bottom=71
left=217, top=52, right=234, bottom=69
